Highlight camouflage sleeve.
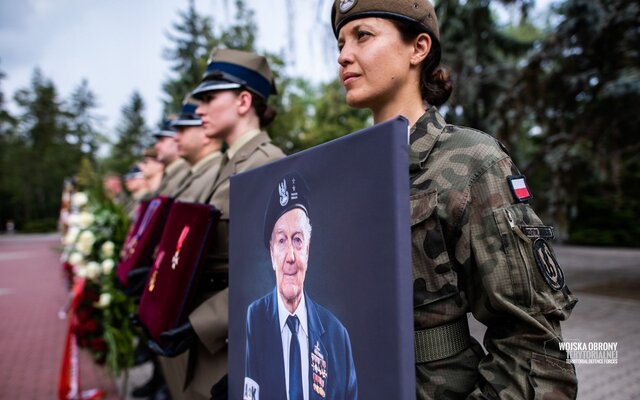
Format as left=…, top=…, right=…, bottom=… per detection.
left=464, top=156, right=578, bottom=399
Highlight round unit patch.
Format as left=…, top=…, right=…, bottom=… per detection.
left=339, top=0, right=358, bottom=13
left=532, top=238, right=565, bottom=291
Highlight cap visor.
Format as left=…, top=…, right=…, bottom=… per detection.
left=153, top=130, right=176, bottom=138
left=170, top=119, right=203, bottom=127
left=191, top=80, right=242, bottom=99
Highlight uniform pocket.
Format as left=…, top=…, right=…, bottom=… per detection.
left=493, top=204, right=576, bottom=315
left=410, top=190, right=458, bottom=309
left=528, top=353, right=577, bottom=400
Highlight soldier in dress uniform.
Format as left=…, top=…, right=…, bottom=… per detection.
left=331, top=1, right=578, bottom=398
left=157, top=48, right=285, bottom=400
left=140, top=146, right=165, bottom=197
left=122, top=165, right=148, bottom=219
left=153, top=119, right=191, bottom=197
left=170, top=97, right=224, bottom=203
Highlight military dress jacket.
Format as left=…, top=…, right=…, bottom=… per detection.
left=245, top=289, right=358, bottom=400
left=410, top=108, right=578, bottom=399
left=155, top=158, right=191, bottom=197
left=173, top=151, right=223, bottom=203
left=173, top=131, right=284, bottom=399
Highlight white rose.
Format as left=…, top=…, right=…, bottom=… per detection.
left=71, top=192, right=88, bottom=208
left=101, top=259, right=115, bottom=275
left=77, top=230, right=96, bottom=255
left=63, top=227, right=80, bottom=245
left=68, top=252, right=84, bottom=267
left=85, top=261, right=101, bottom=280
left=75, top=263, right=87, bottom=278
left=67, top=214, right=81, bottom=227
left=78, top=212, right=95, bottom=228
left=98, top=293, right=112, bottom=307
left=101, top=241, right=115, bottom=258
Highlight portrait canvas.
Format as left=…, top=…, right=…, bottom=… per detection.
left=229, top=117, right=414, bottom=400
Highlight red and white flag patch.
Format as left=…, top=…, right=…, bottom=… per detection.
left=507, top=175, right=533, bottom=202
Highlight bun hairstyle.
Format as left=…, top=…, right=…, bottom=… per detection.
left=332, top=0, right=452, bottom=106
left=248, top=91, right=278, bottom=128
left=391, top=19, right=452, bottom=107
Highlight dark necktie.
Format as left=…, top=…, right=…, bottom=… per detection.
left=286, top=315, right=303, bottom=400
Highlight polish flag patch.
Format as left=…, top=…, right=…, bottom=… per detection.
left=507, top=175, right=533, bottom=202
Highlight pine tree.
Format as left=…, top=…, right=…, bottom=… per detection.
left=103, top=91, right=149, bottom=175
left=500, top=0, right=640, bottom=244
left=68, top=79, right=104, bottom=158
left=162, top=0, right=217, bottom=115
left=9, top=68, right=77, bottom=230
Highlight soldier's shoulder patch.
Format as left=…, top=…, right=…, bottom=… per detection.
left=532, top=238, right=565, bottom=291
left=507, top=175, right=533, bottom=203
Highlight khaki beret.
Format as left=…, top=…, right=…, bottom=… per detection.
left=331, top=0, right=440, bottom=41
left=192, top=48, right=276, bottom=100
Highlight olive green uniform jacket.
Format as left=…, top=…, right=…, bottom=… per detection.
left=411, top=108, right=578, bottom=399
left=173, top=151, right=223, bottom=203
left=155, top=158, right=191, bottom=198
left=164, top=131, right=285, bottom=400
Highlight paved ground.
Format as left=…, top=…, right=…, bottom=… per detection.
left=468, top=245, right=640, bottom=400
left=0, top=233, right=120, bottom=399
left=1, top=234, right=639, bottom=399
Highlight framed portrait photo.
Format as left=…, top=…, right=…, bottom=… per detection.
left=229, top=117, right=414, bottom=400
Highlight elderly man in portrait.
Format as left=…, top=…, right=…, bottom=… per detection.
left=244, top=172, right=357, bottom=400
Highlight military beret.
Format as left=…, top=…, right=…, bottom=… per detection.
left=263, top=172, right=311, bottom=249
left=191, top=48, right=277, bottom=101
left=171, top=96, right=202, bottom=128
left=331, top=0, right=440, bottom=41
left=153, top=119, right=177, bottom=138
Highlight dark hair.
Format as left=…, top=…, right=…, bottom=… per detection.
left=392, top=19, right=452, bottom=107
left=235, top=89, right=278, bottom=128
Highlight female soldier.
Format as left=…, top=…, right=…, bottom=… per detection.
left=332, top=1, right=578, bottom=399
left=156, top=48, right=285, bottom=400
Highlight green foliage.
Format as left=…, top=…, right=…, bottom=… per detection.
left=1, top=69, right=86, bottom=231
left=162, top=0, right=218, bottom=115
left=162, top=0, right=258, bottom=117
left=496, top=0, right=640, bottom=243
left=436, top=0, right=534, bottom=135
left=21, top=218, right=58, bottom=232
left=101, top=91, right=150, bottom=175
left=75, top=156, right=99, bottom=190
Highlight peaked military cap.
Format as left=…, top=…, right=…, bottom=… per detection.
left=331, top=0, right=440, bottom=41
left=263, top=172, right=311, bottom=248
left=124, top=165, right=144, bottom=180
left=171, top=96, right=202, bottom=127
left=153, top=119, right=177, bottom=138
left=143, top=146, right=158, bottom=159
left=191, top=48, right=277, bottom=101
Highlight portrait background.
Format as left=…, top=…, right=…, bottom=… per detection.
left=229, top=117, right=414, bottom=399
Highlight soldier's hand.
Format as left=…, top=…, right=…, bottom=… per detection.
left=147, top=322, right=195, bottom=357
left=210, top=374, right=228, bottom=400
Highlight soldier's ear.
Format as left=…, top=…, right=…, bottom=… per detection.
left=236, top=90, right=254, bottom=116
left=410, top=32, right=431, bottom=66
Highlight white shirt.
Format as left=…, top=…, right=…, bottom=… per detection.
left=277, top=292, right=309, bottom=400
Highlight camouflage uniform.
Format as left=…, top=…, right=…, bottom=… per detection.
left=410, top=107, right=578, bottom=399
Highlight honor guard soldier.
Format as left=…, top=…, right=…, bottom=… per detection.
left=170, top=97, right=224, bottom=203
left=122, top=165, right=148, bottom=220
left=157, top=49, right=285, bottom=400
left=140, top=146, right=165, bottom=197
left=153, top=119, right=191, bottom=197
left=331, top=0, right=578, bottom=398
